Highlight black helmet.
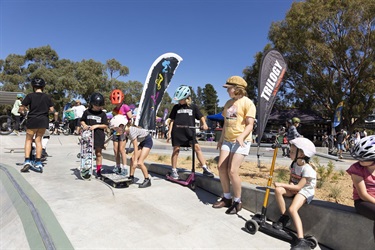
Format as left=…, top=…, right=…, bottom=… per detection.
left=31, top=78, right=46, bottom=88
left=90, top=92, right=105, bottom=106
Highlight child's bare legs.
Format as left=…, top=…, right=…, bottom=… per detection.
left=194, top=144, right=206, bottom=166
left=95, top=148, right=102, bottom=172
left=288, top=194, right=307, bottom=238
left=171, top=146, right=180, bottom=170
left=113, top=141, right=120, bottom=166
left=119, top=140, right=127, bottom=166
left=228, top=153, right=245, bottom=200
left=217, top=150, right=231, bottom=194
left=274, top=186, right=288, bottom=214
left=24, top=133, right=34, bottom=159
left=136, top=147, right=150, bottom=179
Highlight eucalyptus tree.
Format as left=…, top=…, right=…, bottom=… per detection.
left=268, top=0, right=375, bottom=132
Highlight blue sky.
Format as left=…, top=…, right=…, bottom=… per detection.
left=0, top=0, right=296, bottom=107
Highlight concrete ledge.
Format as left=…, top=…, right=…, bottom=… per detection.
left=103, top=152, right=374, bottom=250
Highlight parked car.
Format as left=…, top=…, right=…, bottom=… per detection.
left=261, top=130, right=277, bottom=143
left=199, top=132, right=215, bottom=141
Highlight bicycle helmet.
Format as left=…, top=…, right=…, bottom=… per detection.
left=16, top=93, right=25, bottom=99
left=89, top=93, right=105, bottom=106
left=109, top=115, right=128, bottom=128
left=350, top=135, right=375, bottom=161
left=173, top=85, right=191, bottom=101
left=289, top=137, right=316, bottom=158
left=110, top=89, right=124, bottom=105
left=31, top=78, right=46, bottom=88
left=292, top=117, right=301, bottom=123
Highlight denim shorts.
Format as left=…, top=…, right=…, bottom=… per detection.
left=221, top=140, right=251, bottom=156
left=112, top=133, right=126, bottom=142
left=139, top=135, right=153, bottom=149
left=337, top=143, right=345, bottom=151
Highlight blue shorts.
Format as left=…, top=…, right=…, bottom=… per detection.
left=139, top=135, right=153, bottom=149
left=337, top=143, right=345, bottom=151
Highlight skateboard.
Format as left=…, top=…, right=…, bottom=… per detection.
left=79, top=130, right=94, bottom=180
left=99, top=173, right=133, bottom=188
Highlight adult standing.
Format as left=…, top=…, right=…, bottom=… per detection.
left=72, top=100, right=86, bottom=135
left=212, top=76, right=256, bottom=214
left=11, top=93, right=25, bottom=135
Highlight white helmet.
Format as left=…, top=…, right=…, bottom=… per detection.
left=351, top=135, right=375, bottom=161
left=109, top=115, right=128, bottom=128
left=289, top=138, right=316, bottom=158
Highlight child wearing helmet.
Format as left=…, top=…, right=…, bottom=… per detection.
left=20, top=78, right=54, bottom=173
left=273, top=137, right=317, bottom=250
left=110, top=89, right=133, bottom=175
left=212, top=76, right=256, bottom=215
left=166, top=85, right=214, bottom=179
left=11, top=93, right=25, bottom=135
left=80, top=92, right=108, bottom=177
left=347, top=135, right=375, bottom=242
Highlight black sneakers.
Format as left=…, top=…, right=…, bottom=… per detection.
left=203, top=168, right=214, bottom=178
left=139, top=178, right=151, bottom=188
left=291, top=238, right=312, bottom=250
left=272, top=214, right=291, bottom=230
left=225, top=201, right=242, bottom=214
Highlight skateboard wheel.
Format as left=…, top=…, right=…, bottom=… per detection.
left=189, top=181, right=196, bottom=190
left=112, top=183, right=117, bottom=188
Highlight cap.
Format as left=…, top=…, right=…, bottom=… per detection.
left=223, top=76, right=247, bottom=88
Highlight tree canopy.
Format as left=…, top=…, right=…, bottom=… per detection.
left=245, top=0, right=375, bottom=133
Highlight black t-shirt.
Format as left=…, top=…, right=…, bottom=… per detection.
left=169, top=103, right=203, bottom=147
left=22, top=92, right=53, bottom=129
left=81, top=109, right=108, bottom=149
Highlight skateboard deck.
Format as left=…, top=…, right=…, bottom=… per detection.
left=100, top=173, right=132, bottom=188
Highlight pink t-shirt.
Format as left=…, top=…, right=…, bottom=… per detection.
left=112, top=104, right=131, bottom=119
left=346, top=162, right=375, bottom=200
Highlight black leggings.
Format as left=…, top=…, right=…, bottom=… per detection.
left=355, top=199, right=375, bottom=241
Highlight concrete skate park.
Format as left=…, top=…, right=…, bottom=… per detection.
left=1, top=134, right=374, bottom=250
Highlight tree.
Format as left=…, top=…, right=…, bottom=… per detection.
left=268, top=0, right=375, bottom=133
left=202, top=84, right=219, bottom=115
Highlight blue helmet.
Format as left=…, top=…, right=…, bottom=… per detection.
left=17, top=93, right=25, bottom=99
left=173, top=85, right=191, bottom=101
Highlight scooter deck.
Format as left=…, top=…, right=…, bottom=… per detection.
left=100, top=173, right=132, bottom=188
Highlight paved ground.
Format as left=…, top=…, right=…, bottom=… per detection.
left=0, top=133, right=321, bottom=250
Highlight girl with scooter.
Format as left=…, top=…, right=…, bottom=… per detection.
left=273, top=138, right=317, bottom=250
left=166, top=85, right=214, bottom=179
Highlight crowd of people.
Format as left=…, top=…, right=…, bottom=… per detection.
left=15, top=77, right=375, bottom=249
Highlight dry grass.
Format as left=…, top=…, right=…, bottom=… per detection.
left=146, top=153, right=354, bottom=207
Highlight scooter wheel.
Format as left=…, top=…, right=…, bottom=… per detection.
left=245, top=219, right=259, bottom=235
left=305, top=235, right=318, bottom=249
left=189, top=181, right=196, bottom=190
left=77, top=153, right=81, bottom=158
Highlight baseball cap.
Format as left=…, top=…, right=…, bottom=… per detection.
left=223, top=76, right=247, bottom=88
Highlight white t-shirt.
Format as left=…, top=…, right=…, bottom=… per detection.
left=290, top=162, right=317, bottom=203
left=72, top=105, right=86, bottom=119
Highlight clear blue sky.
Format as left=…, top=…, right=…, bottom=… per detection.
left=0, top=0, right=296, bottom=107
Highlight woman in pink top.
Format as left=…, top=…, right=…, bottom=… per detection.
left=347, top=135, right=375, bottom=242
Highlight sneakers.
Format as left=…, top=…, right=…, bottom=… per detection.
left=20, top=160, right=32, bottom=172
left=33, top=161, right=43, bottom=173
left=119, top=168, right=128, bottom=176
left=138, top=178, right=151, bottom=188
left=113, top=166, right=120, bottom=174
left=212, top=197, right=232, bottom=208
left=291, top=238, right=312, bottom=250
left=225, top=201, right=242, bottom=214
left=203, top=168, right=214, bottom=178
left=272, top=214, right=291, bottom=230
left=128, top=176, right=135, bottom=184
left=170, top=169, right=179, bottom=179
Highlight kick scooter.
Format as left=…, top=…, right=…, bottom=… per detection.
left=244, top=147, right=318, bottom=249
left=166, top=125, right=198, bottom=190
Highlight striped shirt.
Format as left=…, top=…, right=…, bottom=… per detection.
left=126, top=126, right=150, bottom=142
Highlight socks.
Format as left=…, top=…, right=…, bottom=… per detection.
left=97, top=164, right=102, bottom=172
left=234, top=197, right=241, bottom=203
left=202, top=164, right=208, bottom=170
left=223, top=193, right=232, bottom=199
